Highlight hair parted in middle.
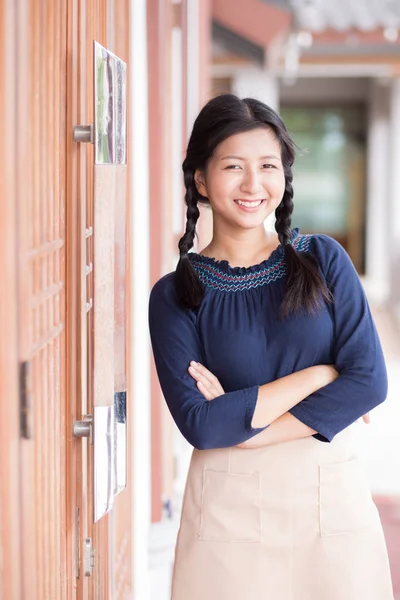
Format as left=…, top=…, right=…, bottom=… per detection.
left=175, top=93, right=332, bottom=317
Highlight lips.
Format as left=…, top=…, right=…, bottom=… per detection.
left=234, top=199, right=266, bottom=211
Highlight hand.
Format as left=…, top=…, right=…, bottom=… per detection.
left=359, top=413, right=370, bottom=424
left=188, top=361, right=225, bottom=400
left=236, top=438, right=261, bottom=450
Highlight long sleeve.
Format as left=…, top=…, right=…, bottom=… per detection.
left=148, top=274, right=265, bottom=450
left=289, top=235, right=388, bottom=442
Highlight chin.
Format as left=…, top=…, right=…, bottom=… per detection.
left=233, top=216, right=269, bottom=230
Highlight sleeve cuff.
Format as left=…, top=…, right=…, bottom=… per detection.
left=244, top=385, right=268, bottom=434
left=289, top=405, right=334, bottom=443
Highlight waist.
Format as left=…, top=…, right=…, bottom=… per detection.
left=190, top=424, right=359, bottom=478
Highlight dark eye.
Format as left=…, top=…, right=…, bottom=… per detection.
left=225, top=165, right=241, bottom=170
left=262, top=164, right=276, bottom=169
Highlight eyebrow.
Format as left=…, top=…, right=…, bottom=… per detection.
left=220, top=155, right=281, bottom=161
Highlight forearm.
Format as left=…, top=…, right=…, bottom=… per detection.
left=240, top=412, right=316, bottom=448
left=251, top=365, right=335, bottom=428
left=182, top=361, right=335, bottom=449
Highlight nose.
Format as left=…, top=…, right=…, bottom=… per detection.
left=239, top=168, right=263, bottom=196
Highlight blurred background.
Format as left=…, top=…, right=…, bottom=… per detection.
left=1, top=0, right=399, bottom=599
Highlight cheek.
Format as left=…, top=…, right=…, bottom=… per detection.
left=268, top=173, right=286, bottom=198
left=207, top=174, right=237, bottom=200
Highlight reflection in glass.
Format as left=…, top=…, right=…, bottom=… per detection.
left=94, top=41, right=127, bottom=165
left=94, top=405, right=114, bottom=522
left=114, top=392, right=127, bottom=494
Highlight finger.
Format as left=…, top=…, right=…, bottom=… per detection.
left=188, top=365, right=212, bottom=388
left=189, top=365, right=222, bottom=396
left=190, top=362, right=219, bottom=387
left=197, top=380, right=214, bottom=401
left=190, top=362, right=225, bottom=395
left=362, top=413, right=370, bottom=424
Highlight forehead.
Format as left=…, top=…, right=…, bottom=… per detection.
left=214, top=127, right=281, bottom=159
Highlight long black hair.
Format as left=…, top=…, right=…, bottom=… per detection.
left=175, top=94, right=332, bottom=317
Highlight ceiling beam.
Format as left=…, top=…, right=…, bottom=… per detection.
left=212, top=0, right=291, bottom=50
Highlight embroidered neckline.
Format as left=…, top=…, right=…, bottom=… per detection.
left=188, top=229, right=312, bottom=292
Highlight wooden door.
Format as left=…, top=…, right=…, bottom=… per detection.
left=67, top=1, right=132, bottom=599
left=1, top=0, right=132, bottom=598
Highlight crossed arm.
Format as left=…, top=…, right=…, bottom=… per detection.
left=187, top=361, right=370, bottom=449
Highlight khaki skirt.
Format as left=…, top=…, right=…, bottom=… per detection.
left=171, top=426, right=394, bottom=600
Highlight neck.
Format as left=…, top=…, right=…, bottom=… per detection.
left=203, top=223, right=278, bottom=267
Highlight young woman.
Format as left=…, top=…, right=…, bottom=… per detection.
left=148, top=94, right=394, bottom=600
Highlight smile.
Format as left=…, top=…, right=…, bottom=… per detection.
left=234, top=199, right=266, bottom=210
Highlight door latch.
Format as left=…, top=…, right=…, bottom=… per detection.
left=84, top=537, right=96, bottom=577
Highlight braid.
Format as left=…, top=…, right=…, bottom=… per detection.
left=275, top=167, right=332, bottom=318
left=178, top=170, right=200, bottom=257
left=275, top=171, right=294, bottom=247
left=174, top=168, right=204, bottom=308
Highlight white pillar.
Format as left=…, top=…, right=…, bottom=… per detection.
left=365, top=79, right=391, bottom=304
left=170, top=0, right=200, bottom=529
left=389, top=78, right=400, bottom=319
left=186, top=0, right=200, bottom=131
left=130, top=0, right=152, bottom=598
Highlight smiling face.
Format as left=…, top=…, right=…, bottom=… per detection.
left=195, top=127, right=286, bottom=232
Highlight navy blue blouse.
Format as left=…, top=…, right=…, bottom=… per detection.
left=148, top=229, right=388, bottom=449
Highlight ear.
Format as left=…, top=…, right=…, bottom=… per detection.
left=194, top=169, right=208, bottom=197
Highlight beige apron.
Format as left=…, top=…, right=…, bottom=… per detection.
left=171, top=426, right=394, bottom=600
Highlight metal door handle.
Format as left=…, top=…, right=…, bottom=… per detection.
left=73, top=123, right=94, bottom=144
left=73, top=415, right=93, bottom=443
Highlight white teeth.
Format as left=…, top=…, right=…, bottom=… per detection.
left=236, top=200, right=263, bottom=208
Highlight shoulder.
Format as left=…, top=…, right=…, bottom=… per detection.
left=150, top=272, right=176, bottom=301
left=291, top=229, right=342, bottom=262
left=149, top=271, right=199, bottom=333
left=149, top=271, right=195, bottom=316
left=303, top=233, right=358, bottom=285
left=149, top=272, right=181, bottom=326
left=306, top=233, right=352, bottom=267
left=149, top=272, right=180, bottom=314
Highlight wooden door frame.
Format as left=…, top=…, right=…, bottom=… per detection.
left=66, top=0, right=91, bottom=597
left=0, top=1, right=22, bottom=599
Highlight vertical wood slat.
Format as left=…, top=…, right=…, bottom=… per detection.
left=86, top=3, right=111, bottom=598
left=17, top=0, right=38, bottom=595
left=104, top=2, right=134, bottom=596
left=16, top=0, right=68, bottom=597
left=56, top=0, right=68, bottom=594
left=66, top=0, right=84, bottom=597
left=0, top=0, right=22, bottom=598
left=147, top=0, right=165, bottom=525
left=110, top=2, right=133, bottom=596
left=41, top=8, right=48, bottom=597
left=67, top=0, right=91, bottom=597
left=85, top=1, right=96, bottom=597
